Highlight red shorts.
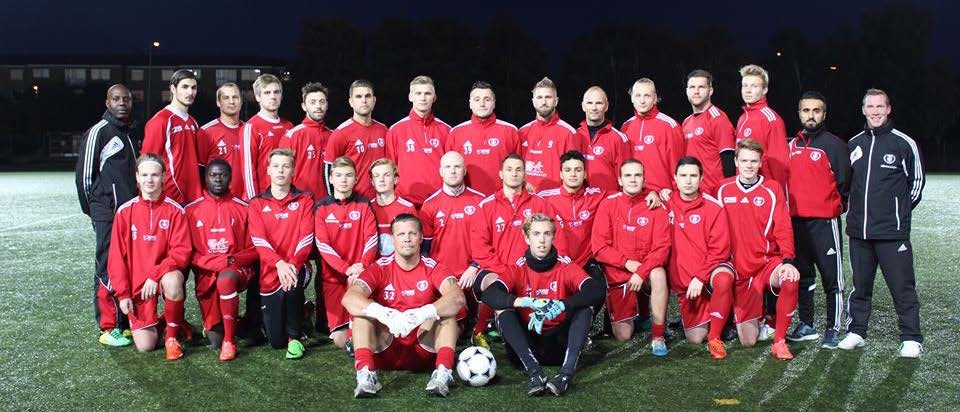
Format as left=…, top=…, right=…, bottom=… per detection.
left=374, top=329, right=436, bottom=371
left=605, top=284, right=639, bottom=323
left=733, top=260, right=780, bottom=324
left=194, top=267, right=252, bottom=330
left=128, top=295, right=159, bottom=331
left=677, top=292, right=712, bottom=330
left=323, top=280, right=351, bottom=331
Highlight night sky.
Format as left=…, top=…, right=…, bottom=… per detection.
left=3, top=0, right=957, bottom=69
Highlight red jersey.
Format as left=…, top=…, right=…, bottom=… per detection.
left=538, top=186, right=606, bottom=267
left=787, top=131, right=845, bottom=218
left=324, top=118, right=388, bottom=199
left=358, top=255, right=456, bottom=311
left=682, top=104, right=736, bottom=195
left=282, top=117, right=332, bottom=198
left=241, top=113, right=295, bottom=200
left=371, top=196, right=418, bottom=257
left=420, top=186, right=486, bottom=273
left=591, top=192, right=671, bottom=285
left=247, top=188, right=315, bottom=295
left=314, top=193, right=379, bottom=280
left=735, top=98, right=790, bottom=187
left=185, top=192, right=258, bottom=274
left=621, top=107, right=685, bottom=193
left=519, top=113, right=585, bottom=192
left=495, top=255, right=589, bottom=330
left=577, top=121, right=630, bottom=193
left=385, top=109, right=451, bottom=206
left=107, top=195, right=191, bottom=301
left=142, top=105, right=202, bottom=204
left=664, top=194, right=731, bottom=294
left=717, top=176, right=794, bottom=277
left=198, top=118, right=245, bottom=199
left=470, top=189, right=563, bottom=274
left=446, top=114, right=522, bottom=196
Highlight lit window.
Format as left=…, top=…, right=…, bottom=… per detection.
left=241, top=69, right=259, bottom=81
left=10, top=69, right=23, bottom=81
left=161, top=90, right=172, bottom=102
left=161, top=69, right=174, bottom=81
left=90, top=68, right=111, bottom=81
left=130, top=69, right=144, bottom=81
left=65, top=68, right=87, bottom=86
left=216, top=69, right=237, bottom=85
left=32, top=68, right=50, bottom=79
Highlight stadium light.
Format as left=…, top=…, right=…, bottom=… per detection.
left=830, top=65, right=839, bottom=71
left=147, top=40, right=160, bottom=115
left=776, top=51, right=783, bottom=57
left=32, top=85, right=39, bottom=95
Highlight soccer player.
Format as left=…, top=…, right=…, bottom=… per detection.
left=519, top=77, right=585, bottom=192
left=539, top=151, right=605, bottom=272
left=576, top=86, right=629, bottom=194
left=314, top=156, right=379, bottom=348
left=682, top=70, right=737, bottom=196
left=664, top=156, right=735, bottom=359
left=242, top=74, right=295, bottom=201
left=840, top=89, right=925, bottom=358
left=786, top=92, right=850, bottom=348
left=76, top=84, right=138, bottom=347
left=591, top=159, right=671, bottom=355
left=446, top=81, right=522, bottom=196
left=717, top=138, right=799, bottom=360
left=735, top=64, right=790, bottom=187
left=283, top=82, right=332, bottom=198
left=369, top=158, right=418, bottom=257
left=185, top=159, right=258, bottom=361
left=142, top=69, right=202, bottom=204
left=247, top=148, right=315, bottom=359
left=621, top=78, right=685, bottom=199
left=385, top=75, right=451, bottom=206
left=324, top=79, right=387, bottom=200
left=342, top=214, right=466, bottom=398
left=198, top=83, right=246, bottom=199
left=107, top=154, right=190, bottom=359
left=473, top=214, right=604, bottom=396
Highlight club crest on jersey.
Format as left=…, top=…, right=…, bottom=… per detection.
left=883, top=154, right=896, bottom=164
left=753, top=196, right=765, bottom=207
left=288, top=201, right=299, bottom=211
left=429, top=138, right=440, bottom=148
left=488, top=137, right=500, bottom=147
left=349, top=210, right=361, bottom=221
left=523, top=209, right=533, bottom=218
left=695, top=127, right=704, bottom=136
left=644, top=135, right=655, bottom=144
left=377, top=138, right=385, bottom=147
left=810, top=151, right=822, bottom=161
left=159, top=219, right=169, bottom=230
left=464, top=206, right=476, bottom=215
left=550, top=281, right=558, bottom=292
left=689, top=214, right=701, bottom=224
left=416, top=280, right=428, bottom=292
left=637, top=217, right=649, bottom=226
left=592, top=146, right=604, bottom=155
left=207, top=238, right=229, bottom=254
left=579, top=210, right=591, bottom=220
left=744, top=128, right=752, bottom=137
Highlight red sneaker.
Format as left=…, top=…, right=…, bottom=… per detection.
left=165, top=338, right=183, bottom=361
left=708, top=338, right=727, bottom=360
left=219, top=340, right=236, bottom=362
left=771, top=339, right=794, bottom=361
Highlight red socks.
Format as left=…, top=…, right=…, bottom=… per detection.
left=436, top=347, right=455, bottom=370
left=774, top=278, right=799, bottom=341
left=164, top=298, right=185, bottom=340
left=355, top=348, right=375, bottom=371
left=474, top=304, right=494, bottom=335
left=708, top=272, right=734, bottom=340
left=651, top=322, right=665, bottom=340
left=217, top=276, right=239, bottom=343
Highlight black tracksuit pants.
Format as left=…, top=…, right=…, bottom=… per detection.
left=847, top=237, right=922, bottom=342
left=792, top=217, right=845, bottom=331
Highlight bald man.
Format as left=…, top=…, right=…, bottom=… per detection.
left=576, top=86, right=629, bottom=193
left=76, top=84, right=139, bottom=346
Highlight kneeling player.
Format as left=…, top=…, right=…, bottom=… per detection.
left=342, top=214, right=466, bottom=398
left=665, top=157, right=735, bottom=359
left=717, top=139, right=800, bottom=360
left=248, top=148, right=316, bottom=359
left=186, top=159, right=258, bottom=361
left=474, top=214, right=603, bottom=396
left=107, top=153, right=191, bottom=359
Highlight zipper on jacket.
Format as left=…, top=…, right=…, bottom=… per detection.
left=149, top=201, right=154, bottom=231
left=863, top=132, right=875, bottom=238
left=894, top=197, right=900, bottom=231
left=112, top=184, right=118, bottom=213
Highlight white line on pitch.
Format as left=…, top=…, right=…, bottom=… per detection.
left=0, top=214, right=82, bottom=233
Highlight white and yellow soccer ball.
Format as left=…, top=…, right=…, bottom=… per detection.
left=456, top=346, right=497, bottom=386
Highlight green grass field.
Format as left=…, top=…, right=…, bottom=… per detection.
left=1, top=172, right=958, bottom=411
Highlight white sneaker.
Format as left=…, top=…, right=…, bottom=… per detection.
left=354, top=366, right=382, bottom=398
left=757, top=323, right=776, bottom=342
left=898, top=340, right=922, bottom=358
left=425, top=365, right=454, bottom=397
left=837, top=333, right=866, bottom=350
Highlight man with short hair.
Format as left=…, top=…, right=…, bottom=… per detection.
left=621, top=78, right=685, bottom=198
left=576, top=86, right=629, bottom=193
left=242, top=74, right=295, bottom=201
left=840, top=89, right=925, bottom=358
left=385, top=75, right=451, bottom=206
left=539, top=150, right=605, bottom=272
left=314, top=156, right=379, bottom=348
left=143, top=69, right=202, bottom=204
left=591, top=159, right=671, bottom=355
left=185, top=159, right=258, bottom=361
left=682, top=70, right=737, bottom=196
left=325, top=80, right=388, bottom=199
left=198, top=83, right=246, bottom=199
left=785, top=91, right=850, bottom=348
left=717, top=138, right=799, bottom=360
left=735, top=64, right=790, bottom=187
left=446, top=81, right=522, bottom=196
left=369, top=158, right=418, bottom=257
left=283, top=82, right=332, bottom=199
left=76, top=84, right=138, bottom=347
left=473, top=213, right=604, bottom=396
left=519, top=77, right=586, bottom=192
left=343, top=214, right=466, bottom=398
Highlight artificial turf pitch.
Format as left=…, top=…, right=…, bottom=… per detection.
left=0, top=172, right=957, bottom=411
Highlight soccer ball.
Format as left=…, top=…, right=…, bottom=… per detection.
left=456, top=346, right=497, bottom=386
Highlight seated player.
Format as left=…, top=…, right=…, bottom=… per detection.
left=185, top=159, right=258, bottom=361
left=717, top=138, right=800, bottom=360
left=664, top=157, right=735, bottom=359
left=369, top=158, right=417, bottom=257
left=342, top=214, right=466, bottom=398
left=107, top=153, right=190, bottom=359
left=474, top=214, right=603, bottom=396
left=247, top=148, right=316, bottom=359
left=591, top=159, right=671, bottom=355
left=314, top=156, right=378, bottom=348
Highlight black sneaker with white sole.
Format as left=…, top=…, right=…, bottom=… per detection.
left=821, top=329, right=839, bottom=349
left=786, top=323, right=819, bottom=342
left=546, top=373, right=573, bottom=396
left=527, top=372, right=547, bottom=396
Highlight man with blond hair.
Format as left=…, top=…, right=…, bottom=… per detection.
left=519, top=77, right=586, bottom=192
left=621, top=78, right=685, bottom=199
left=242, top=73, right=295, bottom=201
left=198, top=83, right=246, bottom=199
left=735, top=64, right=790, bottom=187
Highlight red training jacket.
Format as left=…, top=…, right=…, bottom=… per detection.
left=447, top=114, right=522, bottom=196
left=385, top=109, right=451, bottom=206
left=247, top=188, right=315, bottom=295
left=519, top=113, right=585, bottom=192
left=591, top=192, right=671, bottom=285
left=735, top=98, right=790, bottom=188
left=664, top=194, right=730, bottom=294
left=142, top=105, right=202, bottom=204
left=495, top=255, right=589, bottom=330
left=787, top=131, right=844, bottom=218
left=323, top=118, right=388, bottom=200
left=471, top=188, right=564, bottom=274
left=241, top=113, right=294, bottom=200
left=185, top=192, right=258, bottom=275
left=282, top=117, right=332, bottom=199
left=371, top=196, right=418, bottom=257
left=420, top=186, right=486, bottom=274
left=716, top=176, right=794, bottom=277
left=538, top=185, right=606, bottom=267
left=577, top=120, right=630, bottom=193
left=314, top=193, right=379, bottom=282
left=682, top=104, right=736, bottom=196
left=621, top=107, right=685, bottom=193
left=198, top=118, right=246, bottom=199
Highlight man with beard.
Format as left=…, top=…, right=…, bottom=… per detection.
left=283, top=82, right=333, bottom=198
left=143, top=69, right=202, bottom=204
left=681, top=70, right=737, bottom=196
left=519, top=77, right=586, bottom=192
